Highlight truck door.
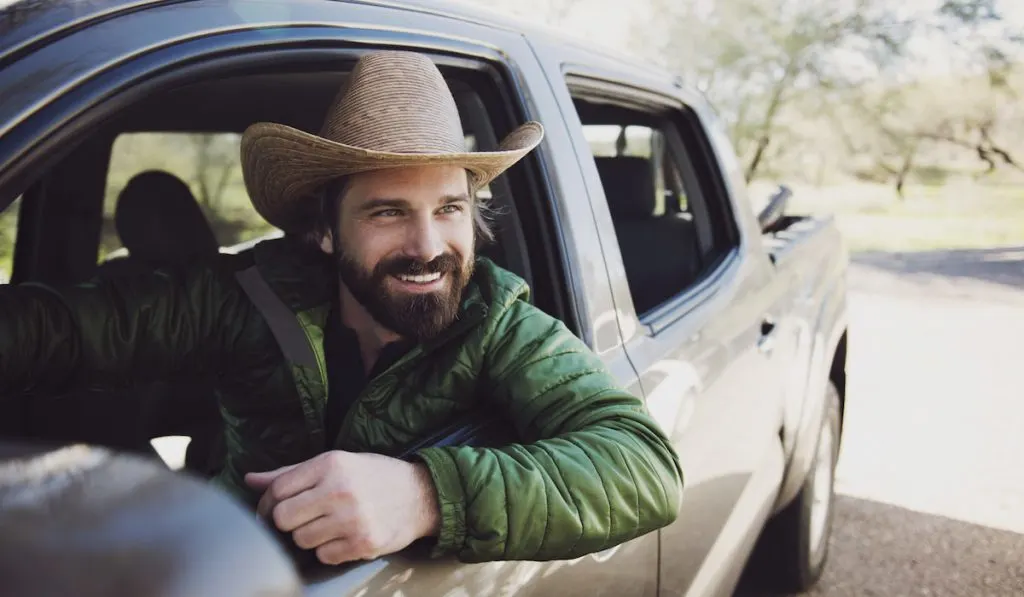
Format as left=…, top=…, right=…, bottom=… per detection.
left=556, top=75, right=791, bottom=596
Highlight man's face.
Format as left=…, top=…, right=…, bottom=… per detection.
left=321, top=165, right=476, bottom=340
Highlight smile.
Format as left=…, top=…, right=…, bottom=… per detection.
left=390, top=272, right=447, bottom=293
left=397, top=272, right=442, bottom=284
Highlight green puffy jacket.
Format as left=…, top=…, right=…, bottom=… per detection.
left=0, top=238, right=682, bottom=562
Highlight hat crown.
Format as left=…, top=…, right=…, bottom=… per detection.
left=239, top=50, right=544, bottom=234
left=319, top=52, right=466, bottom=154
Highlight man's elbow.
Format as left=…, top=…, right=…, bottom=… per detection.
left=638, top=429, right=684, bottom=532
left=656, top=473, right=683, bottom=529
left=644, top=464, right=683, bottom=532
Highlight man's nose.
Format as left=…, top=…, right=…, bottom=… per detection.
left=404, top=216, right=445, bottom=263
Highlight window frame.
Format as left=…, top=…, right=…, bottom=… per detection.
left=0, top=22, right=573, bottom=329
left=564, top=73, right=744, bottom=333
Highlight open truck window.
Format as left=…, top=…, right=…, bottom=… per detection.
left=0, top=42, right=560, bottom=478
left=570, top=90, right=739, bottom=317
left=0, top=195, right=19, bottom=284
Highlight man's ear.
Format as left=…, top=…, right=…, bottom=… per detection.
left=318, top=230, right=335, bottom=255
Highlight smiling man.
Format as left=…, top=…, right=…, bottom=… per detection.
left=0, top=51, right=682, bottom=567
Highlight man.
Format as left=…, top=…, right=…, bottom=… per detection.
left=0, top=51, right=682, bottom=566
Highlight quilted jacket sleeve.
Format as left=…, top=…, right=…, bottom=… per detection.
left=414, top=300, right=683, bottom=562
left=0, top=266, right=256, bottom=395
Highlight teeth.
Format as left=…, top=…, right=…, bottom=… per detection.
left=398, top=272, right=442, bottom=284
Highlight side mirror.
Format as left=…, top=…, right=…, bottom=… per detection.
left=757, top=184, right=791, bottom=233
left=0, top=442, right=303, bottom=597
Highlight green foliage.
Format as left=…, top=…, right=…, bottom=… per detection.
left=0, top=196, right=20, bottom=281
left=779, top=180, right=1024, bottom=252
left=939, top=0, right=1000, bottom=25
left=914, top=166, right=952, bottom=186
left=634, top=0, right=1024, bottom=188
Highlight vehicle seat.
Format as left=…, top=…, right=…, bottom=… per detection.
left=594, top=156, right=701, bottom=315
left=89, top=170, right=226, bottom=475
left=99, top=170, right=220, bottom=276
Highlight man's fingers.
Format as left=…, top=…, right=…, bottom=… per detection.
left=266, top=460, right=321, bottom=507
left=292, top=515, right=342, bottom=550
left=316, top=537, right=367, bottom=566
left=256, top=487, right=280, bottom=520
left=245, top=463, right=300, bottom=490
left=258, top=460, right=324, bottom=518
left=255, top=454, right=347, bottom=522
left=271, top=487, right=333, bottom=532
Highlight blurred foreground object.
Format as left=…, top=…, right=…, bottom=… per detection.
left=0, top=443, right=302, bottom=597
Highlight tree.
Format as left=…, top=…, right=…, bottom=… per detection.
left=927, top=0, right=1024, bottom=176
left=469, top=0, right=1023, bottom=192
left=838, top=0, right=1024, bottom=196
left=189, top=134, right=239, bottom=212
left=640, top=0, right=915, bottom=182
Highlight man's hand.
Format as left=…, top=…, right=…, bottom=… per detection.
left=244, top=451, right=441, bottom=565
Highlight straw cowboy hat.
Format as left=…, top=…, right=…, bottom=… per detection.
left=240, top=51, right=545, bottom=233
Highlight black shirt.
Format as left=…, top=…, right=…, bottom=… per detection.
left=322, top=298, right=414, bottom=444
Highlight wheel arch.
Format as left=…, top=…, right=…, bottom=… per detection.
left=829, top=329, right=848, bottom=441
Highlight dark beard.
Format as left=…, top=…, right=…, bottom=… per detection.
left=335, top=250, right=474, bottom=341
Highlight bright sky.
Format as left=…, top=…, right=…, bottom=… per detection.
left=475, top=0, right=1024, bottom=78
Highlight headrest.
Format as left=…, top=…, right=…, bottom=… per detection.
left=594, top=157, right=656, bottom=219
left=114, top=171, right=220, bottom=265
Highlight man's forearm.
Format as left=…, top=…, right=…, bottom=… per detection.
left=0, top=283, right=81, bottom=394
left=415, top=411, right=683, bottom=562
left=0, top=266, right=252, bottom=394
left=433, top=299, right=684, bottom=562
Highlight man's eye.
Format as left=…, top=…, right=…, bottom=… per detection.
left=439, top=204, right=464, bottom=215
left=373, top=209, right=401, bottom=218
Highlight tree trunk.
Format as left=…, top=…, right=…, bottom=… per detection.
left=894, top=144, right=917, bottom=200
left=980, top=125, right=1023, bottom=172
left=211, top=164, right=234, bottom=211
left=972, top=145, right=997, bottom=175
left=744, top=58, right=798, bottom=182
left=194, top=136, right=213, bottom=208
left=745, top=135, right=772, bottom=183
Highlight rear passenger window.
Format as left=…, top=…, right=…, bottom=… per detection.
left=100, top=132, right=280, bottom=264
left=582, top=124, right=690, bottom=218
left=572, top=91, right=737, bottom=317
left=0, top=195, right=20, bottom=284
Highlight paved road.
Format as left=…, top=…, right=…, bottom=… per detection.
left=742, top=247, right=1024, bottom=596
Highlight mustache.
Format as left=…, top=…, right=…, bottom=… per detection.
left=377, top=253, right=462, bottom=278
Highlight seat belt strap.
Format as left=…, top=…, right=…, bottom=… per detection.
left=234, top=266, right=317, bottom=369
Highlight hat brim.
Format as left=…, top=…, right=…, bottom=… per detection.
left=241, top=121, right=544, bottom=233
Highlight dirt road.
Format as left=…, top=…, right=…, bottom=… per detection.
left=745, top=247, right=1024, bottom=596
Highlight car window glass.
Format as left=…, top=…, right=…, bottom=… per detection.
left=576, top=105, right=713, bottom=316
left=583, top=124, right=692, bottom=219
left=0, top=195, right=21, bottom=284
left=100, top=132, right=279, bottom=262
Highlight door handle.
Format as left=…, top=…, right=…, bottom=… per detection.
left=757, top=318, right=777, bottom=354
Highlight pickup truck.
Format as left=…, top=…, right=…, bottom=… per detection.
left=0, top=1, right=849, bottom=596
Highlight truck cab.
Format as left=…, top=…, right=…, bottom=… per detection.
left=0, top=1, right=848, bottom=595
